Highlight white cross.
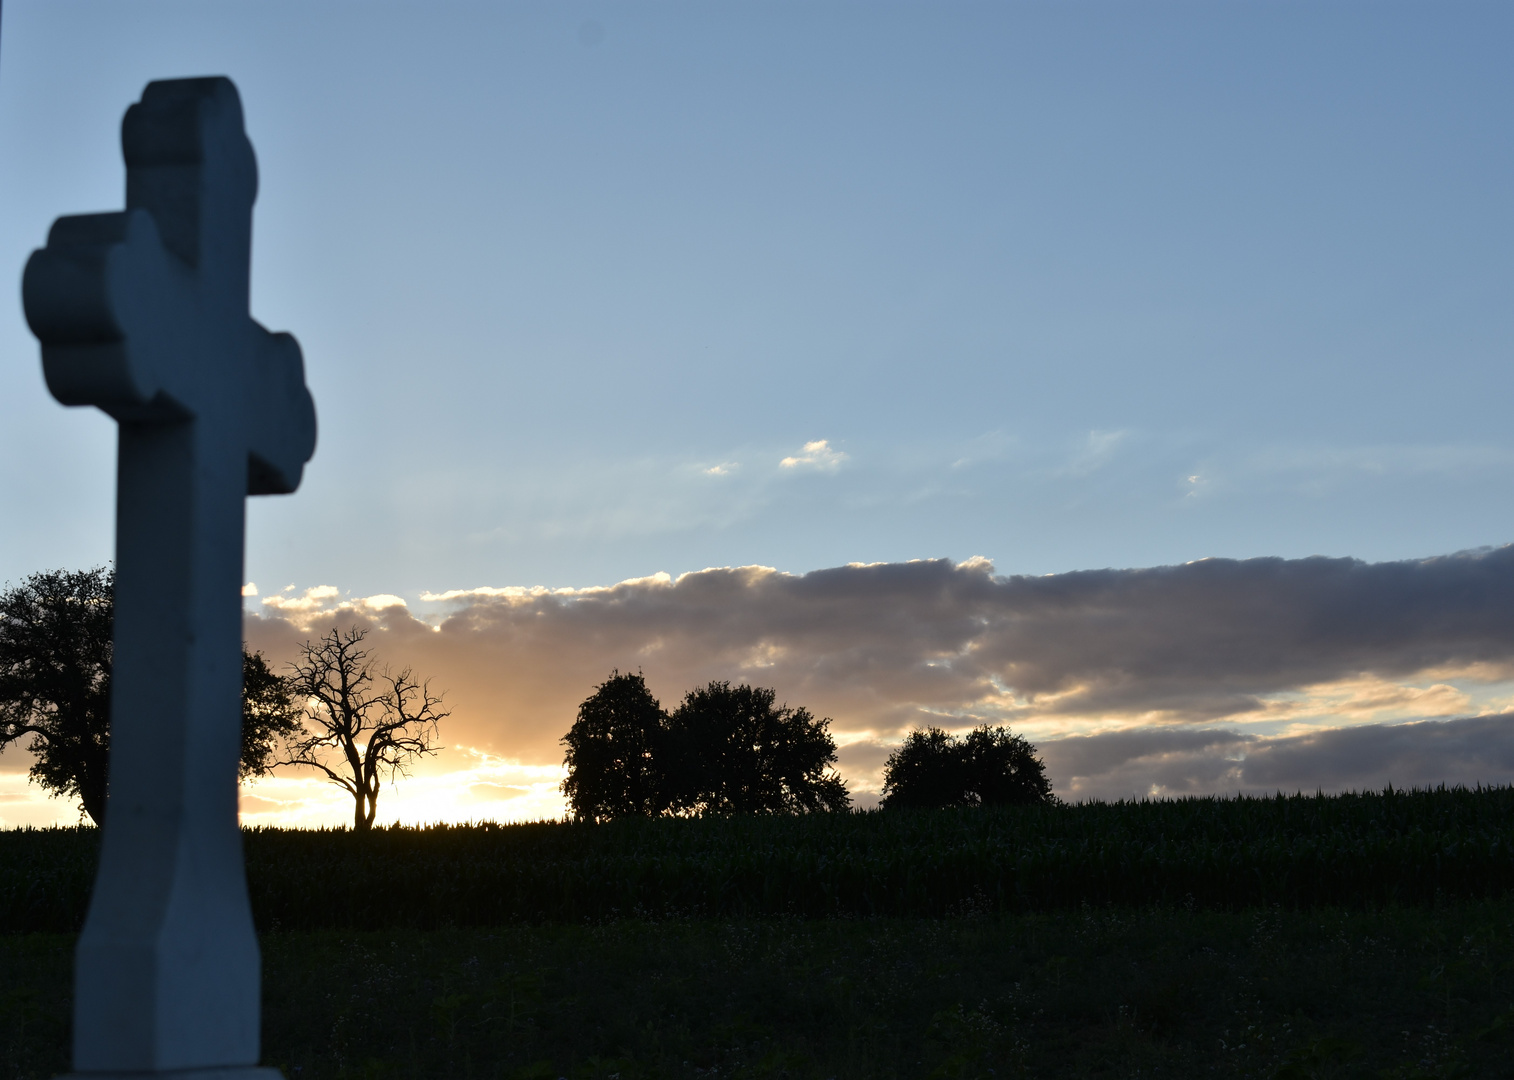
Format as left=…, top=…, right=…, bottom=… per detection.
left=23, top=77, right=315, bottom=1078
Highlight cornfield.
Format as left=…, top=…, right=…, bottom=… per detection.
left=2, top=785, right=1511, bottom=933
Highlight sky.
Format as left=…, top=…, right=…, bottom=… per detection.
left=2, top=2, right=1514, bottom=826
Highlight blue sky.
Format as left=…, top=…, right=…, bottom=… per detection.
left=4, top=2, right=1513, bottom=598
left=3, top=2, right=1514, bottom=823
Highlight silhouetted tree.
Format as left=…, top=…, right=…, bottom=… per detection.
left=278, top=626, right=447, bottom=831
left=0, top=567, right=308, bottom=824
left=240, top=650, right=303, bottom=779
left=881, top=724, right=1053, bottom=809
left=961, top=724, right=1055, bottom=806
left=667, top=681, right=850, bottom=815
left=561, top=675, right=851, bottom=820
left=0, top=568, right=113, bottom=825
left=877, top=726, right=969, bottom=810
left=561, top=670, right=668, bottom=823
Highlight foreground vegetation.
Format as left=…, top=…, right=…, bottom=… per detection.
left=4, top=790, right=1510, bottom=1074
left=5, top=903, right=1514, bottom=1078
left=3, top=786, right=1512, bottom=932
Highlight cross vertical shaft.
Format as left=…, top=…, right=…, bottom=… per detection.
left=74, top=426, right=258, bottom=1071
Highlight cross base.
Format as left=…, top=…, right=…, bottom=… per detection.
left=61, top=1070, right=284, bottom=1080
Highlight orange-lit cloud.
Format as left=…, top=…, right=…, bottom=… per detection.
left=7, top=548, right=1514, bottom=828
left=234, top=548, right=1514, bottom=822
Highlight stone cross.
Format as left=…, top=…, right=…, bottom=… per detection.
left=22, top=78, right=315, bottom=1078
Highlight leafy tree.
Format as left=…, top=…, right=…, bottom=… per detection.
left=0, top=568, right=113, bottom=825
left=241, top=649, right=303, bottom=778
left=560, top=670, right=668, bottom=823
left=278, top=626, right=447, bottom=832
left=876, top=726, right=970, bottom=810
left=0, top=567, right=303, bottom=825
left=961, top=724, right=1055, bottom=806
left=666, top=681, right=850, bottom=815
left=561, top=675, right=851, bottom=820
left=881, top=724, right=1053, bottom=810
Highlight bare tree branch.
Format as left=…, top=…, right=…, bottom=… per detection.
left=275, top=626, right=447, bottom=831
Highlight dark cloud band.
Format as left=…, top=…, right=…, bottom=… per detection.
left=245, top=545, right=1514, bottom=797
left=1040, top=714, right=1514, bottom=801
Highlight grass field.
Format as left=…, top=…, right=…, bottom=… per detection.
left=4, top=904, right=1514, bottom=1078
left=3, top=788, right=1513, bottom=1077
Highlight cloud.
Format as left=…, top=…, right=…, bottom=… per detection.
left=262, top=585, right=341, bottom=613
left=359, top=594, right=408, bottom=611
left=949, top=428, right=1017, bottom=471
left=780, top=439, right=848, bottom=470
left=232, top=545, right=1514, bottom=819
left=1040, top=714, right=1514, bottom=801
left=985, top=546, right=1514, bottom=719
left=1060, top=429, right=1128, bottom=477
left=15, top=548, right=1512, bottom=827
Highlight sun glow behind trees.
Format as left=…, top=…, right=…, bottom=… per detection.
left=8, top=549, right=1514, bottom=829
left=236, top=753, right=568, bottom=830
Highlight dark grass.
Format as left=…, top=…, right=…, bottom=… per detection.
left=3, top=786, right=1514, bottom=933
left=4, top=789, right=1513, bottom=1076
left=5, top=903, right=1514, bottom=1078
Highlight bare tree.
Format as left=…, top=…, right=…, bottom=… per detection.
left=280, top=626, right=446, bottom=831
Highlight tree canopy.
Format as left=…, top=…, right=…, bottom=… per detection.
left=876, top=726, right=963, bottom=811
left=0, top=568, right=113, bottom=825
left=561, top=673, right=850, bottom=821
left=0, top=567, right=305, bottom=824
left=667, top=681, right=849, bottom=815
left=241, top=649, right=304, bottom=778
left=560, top=670, right=667, bottom=823
left=881, top=724, right=1054, bottom=810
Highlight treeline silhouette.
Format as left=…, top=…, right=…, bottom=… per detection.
left=561, top=671, right=849, bottom=820
left=560, top=671, right=1058, bottom=820
left=2, top=786, right=1512, bottom=932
